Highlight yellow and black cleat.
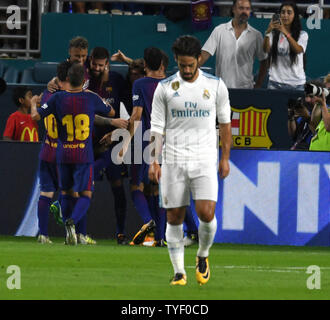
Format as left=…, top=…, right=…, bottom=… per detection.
left=170, top=273, right=187, bottom=286
left=196, top=256, right=210, bottom=285
left=131, top=220, right=156, bottom=245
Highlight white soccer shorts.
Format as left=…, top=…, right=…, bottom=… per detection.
left=159, top=162, right=218, bottom=209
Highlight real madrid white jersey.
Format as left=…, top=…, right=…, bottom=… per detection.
left=150, top=70, right=231, bottom=164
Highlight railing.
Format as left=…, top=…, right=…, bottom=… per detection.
left=0, top=0, right=47, bottom=58
left=52, top=0, right=330, bottom=12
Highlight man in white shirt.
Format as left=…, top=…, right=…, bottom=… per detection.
left=148, top=35, right=232, bottom=286
left=200, top=0, right=268, bottom=89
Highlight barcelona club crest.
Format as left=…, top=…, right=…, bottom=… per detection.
left=230, top=106, right=272, bottom=149
left=171, top=81, right=180, bottom=91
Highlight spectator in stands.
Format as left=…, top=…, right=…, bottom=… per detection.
left=309, top=77, right=330, bottom=151
left=200, top=0, right=268, bottom=88
left=3, top=86, right=39, bottom=142
left=263, top=2, right=308, bottom=90
left=71, top=2, right=108, bottom=14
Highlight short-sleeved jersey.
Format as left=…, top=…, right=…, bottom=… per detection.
left=38, top=90, right=111, bottom=164
left=39, top=89, right=58, bottom=162
left=151, top=70, right=231, bottom=164
left=132, top=76, right=162, bottom=135
left=3, top=111, right=39, bottom=142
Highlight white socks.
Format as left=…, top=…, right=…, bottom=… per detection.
left=166, top=223, right=185, bottom=275
left=166, top=217, right=217, bottom=275
left=197, top=217, right=217, bottom=258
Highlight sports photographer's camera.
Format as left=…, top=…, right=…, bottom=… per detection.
left=287, top=81, right=323, bottom=150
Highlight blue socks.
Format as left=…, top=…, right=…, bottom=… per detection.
left=131, top=190, right=153, bottom=224
left=71, top=196, right=91, bottom=226
left=37, top=195, right=52, bottom=236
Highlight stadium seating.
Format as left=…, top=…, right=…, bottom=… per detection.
left=110, top=63, right=129, bottom=79
left=3, top=67, right=20, bottom=84
left=20, top=67, right=38, bottom=85
left=32, top=62, right=58, bottom=83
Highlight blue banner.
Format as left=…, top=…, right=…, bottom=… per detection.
left=211, top=149, right=330, bottom=246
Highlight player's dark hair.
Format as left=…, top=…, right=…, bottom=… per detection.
left=67, top=63, right=85, bottom=87
left=144, top=47, right=163, bottom=71
left=172, top=35, right=201, bottom=59
left=12, top=86, right=31, bottom=107
left=57, top=60, right=73, bottom=82
left=270, top=2, right=302, bottom=67
left=160, top=49, right=169, bottom=71
left=69, top=36, right=88, bottom=50
left=90, top=47, right=110, bottom=61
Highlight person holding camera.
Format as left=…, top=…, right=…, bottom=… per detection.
left=308, top=78, right=330, bottom=151
left=263, top=2, right=308, bottom=90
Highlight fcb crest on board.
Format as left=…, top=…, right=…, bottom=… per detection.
left=230, top=106, right=272, bottom=149
left=171, top=81, right=180, bottom=91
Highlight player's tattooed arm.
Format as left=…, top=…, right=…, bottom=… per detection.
left=94, top=115, right=129, bottom=129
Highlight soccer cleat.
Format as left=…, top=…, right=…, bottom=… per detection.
left=117, top=234, right=129, bottom=245
left=196, top=256, right=210, bottom=285
left=131, top=220, right=156, bottom=245
left=77, top=233, right=97, bottom=245
left=183, top=233, right=198, bottom=247
left=50, top=201, right=64, bottom=226
left=65, top=219, right=77, bottom=245
left=37, top=234, right=53, bottom=244
left=152, top=239, right=167, bottom=247
left=170, top=273, right=187, bottom=286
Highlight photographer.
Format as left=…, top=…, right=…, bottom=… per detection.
left=308, top=77, right=330, bottom=151
left=287, top=96, right=313, bottom=150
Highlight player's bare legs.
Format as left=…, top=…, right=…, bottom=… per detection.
left=194, top=200, right=217, bottom=285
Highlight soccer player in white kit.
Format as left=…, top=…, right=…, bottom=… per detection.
left=148, top=35, right=232, bottom=285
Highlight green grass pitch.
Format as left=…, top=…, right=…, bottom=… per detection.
left=0, top=236, right=329, bottom=300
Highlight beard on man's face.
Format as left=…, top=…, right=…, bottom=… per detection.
left=90, top=69, right=103, bottom=79
left=238, top=13, right=249, bottom=24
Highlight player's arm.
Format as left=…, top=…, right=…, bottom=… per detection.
left=216, top=79, right=232, bottom=179
left=219, top=122, right=232, bottom=179
left=94, top=115, right=128, bottom=129
left=148, top=84, right=166, bottom=184
left=30, top=94, right=44, bottom=121
left=110, top=50, right=133, bottom=65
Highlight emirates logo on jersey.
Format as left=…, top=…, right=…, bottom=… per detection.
left=171, top=81, right=180, bottom=91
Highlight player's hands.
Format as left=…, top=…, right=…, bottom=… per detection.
left=111, top=118, right=129, bottom=129
left=31, top=94, right=42, bottom=106
left=219, top=158, right=230, bottom=179
left=148, top=162, right=161, bottom=184
left=110, top=50, right=132, bottom=64
left=99, top=132, right=113, bottom=146
left=47, top=77, right=59, bottom=93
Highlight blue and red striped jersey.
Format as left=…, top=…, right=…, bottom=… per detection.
left=39, top=89, right=57, bottom=163
left=38, top=90, right=111, bottom=164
